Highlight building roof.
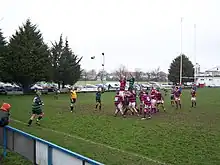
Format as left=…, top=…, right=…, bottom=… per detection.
left=205, top=66, right=220, bottom=72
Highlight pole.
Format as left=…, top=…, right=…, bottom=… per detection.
left=180, top=17, right=183, bottom=85
left=101, top=53, right=105, bottom=88
left=194, top=24, right=197, bottom=84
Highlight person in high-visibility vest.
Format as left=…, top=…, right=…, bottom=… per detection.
left=0, top=103, right=11, bottom=127
left=70, top=88, right=77, bottom=112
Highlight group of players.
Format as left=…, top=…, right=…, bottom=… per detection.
left=113, top=75, right=197, bottom=119
left=25, top=73, right=197, bottom=126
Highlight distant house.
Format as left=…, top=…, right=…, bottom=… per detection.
left=196, top=66, right=220, bottom=86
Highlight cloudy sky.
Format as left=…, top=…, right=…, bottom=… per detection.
left=1, top=0, right=219, bottom=73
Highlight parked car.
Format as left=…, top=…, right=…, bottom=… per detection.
left=79, top=85, right=98, bottom=92
left=208, top=84, right=220, bottom=88
left=160, top=83, right=172, bottom=90
left=30, top=84, right=48, bottom=94
left=105, top=82, right=120, bottom=91
left=140, top=83, right=151, bottom=90
left=0, top=86, right=7, bottom=95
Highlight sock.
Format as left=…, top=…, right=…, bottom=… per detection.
left=95, top=104, right=98, bottom=109
left=179, top=104, right=181, bottom=109
left=120, top=109, right=123, bottom=115
left=28, top=119, right=33, bottom=125
left=191, top=102, right=193, bottom=107
left=140, top=104, right=142, bottom=113
left=143, top=111, right=146, bottom=118
left=195, top=102, right=196, bottom=107
left=99, top=105, right=101, bottom=110
left=37, top=116, right=42, bottom=121
left=70, top=106, right=73, bottom=111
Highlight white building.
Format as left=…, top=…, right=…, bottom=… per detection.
left=196, top=66, right=220, bottom=86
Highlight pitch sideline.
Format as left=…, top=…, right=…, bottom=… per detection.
left=11, top=118, right=171, bottom=165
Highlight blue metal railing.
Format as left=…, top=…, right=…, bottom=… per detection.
left=2, top=126, right=103, bottom=165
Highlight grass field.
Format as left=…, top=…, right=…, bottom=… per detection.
left=0, top=147, right=31, bottom=165
left=1, top=88, right=220, bottom=165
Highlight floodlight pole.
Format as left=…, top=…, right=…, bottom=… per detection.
left=101, top=53, right=105, bottom=87
left=194, top=24, right=197, bottom=84
left=180, top=17, right=183, bottom=85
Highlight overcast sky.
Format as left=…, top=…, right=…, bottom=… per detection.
left=1, top=0, right=219, bottom=73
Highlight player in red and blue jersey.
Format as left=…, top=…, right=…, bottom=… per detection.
left=128, top=90, right=139, bottom=116
left=119, top=75, right=126, bottom=100
left=150, top=87, right=157, bottom=98
left=156, top=90, right=165, bottom=112
left=114, top=91, right=124, bottom=116
left=191, top=89, right=197, bottom=108
left=174, top=86, right=182, bottom=109
left=142, top=92, right=152, bottom=119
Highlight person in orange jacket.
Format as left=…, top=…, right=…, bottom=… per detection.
left=0, top=103, right=11, bottom=127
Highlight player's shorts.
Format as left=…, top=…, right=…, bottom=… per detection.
left=32, top=108, right=43, bottom=115
left=116, top=103, right=123, bottom=110
left=129, top=102, right=136, bottom=108
left=157, top=100, right=164, bottom=104
left=151, top=99, right=157, bottom=105
left=96, top=99, right=101, bottom=103
left=144, top=105, right=151, bottom=112
left=175, top=97, right=180, bottom=101
left=191, top=97, right=196, bottom=101
left=128, top=86, right=133, bottom=91
left=119, top=91, right=124, bottom=98
left=70, top=98, right=76, bottom=104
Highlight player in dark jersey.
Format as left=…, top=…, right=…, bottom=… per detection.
left=191, top=89, right=197, bottom=108
left=95, top=89, right=102, bottom=110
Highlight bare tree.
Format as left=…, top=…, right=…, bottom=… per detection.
left=145, top=72, right=151, bottom=81
left=87, top=69, right=97, bottom=80
left=81, top=69, right=88, bottom=84
left=97, top=70, right=108, bottom=81
left=115, top=65, right=129, bottom=79
left=158, top=71, right=168, bottom=82
left=150, top=67, right=160, bottom=81
left=134, top=68, right=143, bottom=81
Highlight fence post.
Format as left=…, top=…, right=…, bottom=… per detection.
left=3, top=127, right=7, bottom=157
left=48, top=145, right=52, bottom=165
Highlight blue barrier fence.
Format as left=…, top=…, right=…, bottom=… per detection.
left=0, top=126, right=103, bottom=165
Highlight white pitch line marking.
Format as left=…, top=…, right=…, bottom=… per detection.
left=11, top=118, right=171, bottom=165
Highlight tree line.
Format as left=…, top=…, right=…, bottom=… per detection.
left=81, top=66, right=168, bottom=82
left=82, top=54, right=195, bottom=84
left=0, top=19, right=194, bottom=91
left=0, top=19, right=82, bottom=92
